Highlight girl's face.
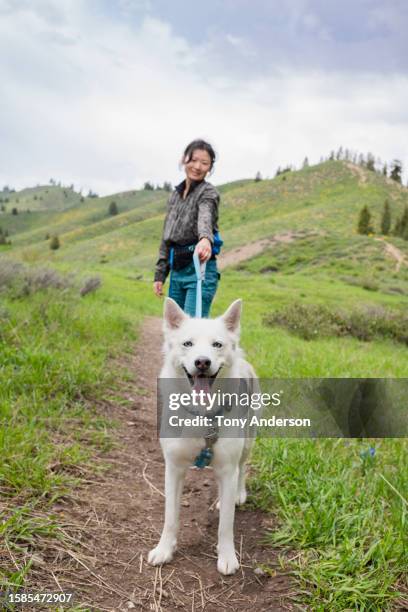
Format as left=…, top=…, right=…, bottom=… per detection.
left=184, top=148, right=212, bottom=182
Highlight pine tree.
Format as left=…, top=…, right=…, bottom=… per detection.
left=403, top=221, right=408, bottom=241
left=390, top=160, right=402, bottom=183
left=357, top=205, right=373, bottom=235
left=366, top=153, right=375, bottom=171
left=255, top=171, right=262, bottom=182
left=399, top=205, right=408, bottom=237
left=49, top=235, right=60, bottom=250
left=393, top=217, right=402, bottom=236
left=380, top=199, right=391, bottom=235
left=108, top=201, right=118, bottom=216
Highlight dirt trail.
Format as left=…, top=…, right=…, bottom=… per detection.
left=346, top=162, right=368, bottom=185
left=346, top=161, right=406, bottom=191
left=40, top=318, right=296, bottom=611
left=375, top=237, right=408, bottom=272
left=218, top=230, right=320, bottom=270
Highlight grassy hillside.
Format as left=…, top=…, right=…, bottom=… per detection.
left=2, top=160, right=407, bottom=275
left=0, top=184, right=82, bottom=214
left=0, top=188, right=167, bottom=249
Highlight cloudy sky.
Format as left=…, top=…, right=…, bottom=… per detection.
left=1, top=0, right=407, bottom=195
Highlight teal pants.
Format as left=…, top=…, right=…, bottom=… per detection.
left=168, top=259, right=219, bottom=317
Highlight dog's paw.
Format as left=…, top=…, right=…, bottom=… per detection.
left=147, top=544, right=174, bottom=566
left=217, top=551, right=239, bottom=575
left=215, top=490, right=247, bottom=510
left=236, top=488, right=247, bottom=505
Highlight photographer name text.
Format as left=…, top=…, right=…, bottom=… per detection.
left=168, top=414, right=311, bottom=428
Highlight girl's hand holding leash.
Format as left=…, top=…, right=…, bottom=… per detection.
left=154, top=281, right=163, bottom=297
left=196, top=237, right=212, bottom=262
left=154, top=237, right=211, bottom=298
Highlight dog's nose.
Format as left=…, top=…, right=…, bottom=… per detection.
left=194, top=356, right=211, bottom=371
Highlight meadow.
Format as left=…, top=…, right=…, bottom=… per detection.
left=0, top=160, right=407, bottom=609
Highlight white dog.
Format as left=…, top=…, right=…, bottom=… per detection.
left=148, top=298, right=259, bottom=575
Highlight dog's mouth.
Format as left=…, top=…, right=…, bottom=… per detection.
left=182, top=365, right=222, bottom=393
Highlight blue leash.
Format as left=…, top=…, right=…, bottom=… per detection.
left=192, top=251, right=206, bottom=318
left=169, top=250, right=212, bottom=467
left=192, top=251, right=214, bottom=468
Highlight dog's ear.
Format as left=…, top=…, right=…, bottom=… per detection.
left=163, top=297, right=188, bottom=330
left=221, top=299, right=242, bottom=333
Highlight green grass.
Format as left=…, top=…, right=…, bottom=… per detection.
left=0, top=266, right=151, bottom=591
left=250, top=438, right=408, bottom=610
left=211, top=267, right=408, bottom=378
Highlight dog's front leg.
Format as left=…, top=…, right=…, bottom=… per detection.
left=216, top=466, right=240, bottom=575
left=148, top=459, right=186, bottom=565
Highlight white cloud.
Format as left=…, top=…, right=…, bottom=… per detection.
left=225, top=33, right=257, bottom=58
left=0, top=1, right=407, bottom=195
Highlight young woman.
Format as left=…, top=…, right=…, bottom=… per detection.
left=153, top=139, right=221, bottom=317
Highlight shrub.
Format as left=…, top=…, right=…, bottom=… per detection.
left=25, top=267, right=74, bottom=291
left=80, top=276, right=101, bottom=297
left=108, top=201, right=118, bottom=216
left=49, top=235, right=60, bottom=250
left=0, top=261, right=74, bottom=296
left=361, top=277, right=379, bottom=291
left=265, top=303, right=342, bottom=341
left=264, top=302, right=408, bottom=345
left=0, top=260, right=24, bottom=288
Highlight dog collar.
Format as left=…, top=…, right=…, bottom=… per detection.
left=194, top=418, right=219, bottom=468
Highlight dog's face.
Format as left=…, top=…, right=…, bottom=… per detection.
left=163, top=298, right=242, bottom=391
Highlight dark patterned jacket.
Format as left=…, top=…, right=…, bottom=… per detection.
left=154, top=179, right=220, bottom=282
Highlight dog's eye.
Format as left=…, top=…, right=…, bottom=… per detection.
left=212, top=341, right=223, bottom=348
left=182, top=340, right=193, bottom=347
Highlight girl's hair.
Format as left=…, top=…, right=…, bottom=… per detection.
left=182, top=139, right=217, bottom=172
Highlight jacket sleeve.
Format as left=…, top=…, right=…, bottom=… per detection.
left=154, top=238, right=170, bottom=282
left=154, top=195, right=173, bottom=283
left=197, top=190, right=219, bottom=244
